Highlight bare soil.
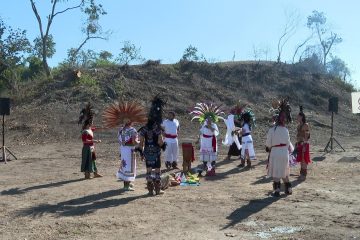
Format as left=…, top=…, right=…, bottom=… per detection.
left=1, top=133, right=359, bottom=240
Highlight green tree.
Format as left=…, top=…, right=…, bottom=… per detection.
left=0, top=18, right=31, bottom=90
left=327, top=56, right=351, bottom=82
left=307, top=10, right=342, bottom=66
left=182, top=45, right=199, bottom=61
left=33, top=34, right=56, bottom=58
left=68, top=0, right=109, bottom=65
left=116, top=41, right=143, bottom=65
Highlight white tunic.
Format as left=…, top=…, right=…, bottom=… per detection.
left=199, top=123, right=219, bottom=162
left=161, top=119, right=180, bottom=143
left=162, top=119, right=180, bottom=163
left=266, top=126, right=291, bottom=178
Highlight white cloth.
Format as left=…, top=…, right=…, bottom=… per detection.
left=199, top=122, right=219, bottom=162
left=162, top=119, right=179, bottom=143
left=241, top=123, right=256, bottom=160
left=164, top=142, right=179, bottom=163
left=223, top=114, right=241, bottom=150
left=266, top=126, right=291, bottom=178
left=162, top=119, right=179, bottom=162
left=117, top=127, right=137, bottom=182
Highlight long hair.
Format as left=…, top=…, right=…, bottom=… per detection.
left=298, top=106, right=306, bottom=124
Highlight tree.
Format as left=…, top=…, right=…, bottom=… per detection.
left=66, top=48, right=97, bottom=68
left=307, top=10, right=342, bottom=66
left=33, top=34, right=56, bottom=58
left=292, top=33, right=313, bottom=63
left=182, top=45, right=200, bottom=62
left=277, top=10, right=300, bottom=63
left=0, top=18, right=31, bottom=89
left=68, top=0, right=109, bottom=65
left=116, top=41, right=143, bottom=65
left=327, top=56, right=351, bottom=82
left=30, top=0, right=106, bottom=76
left=99, top=50, right=113, bottom=61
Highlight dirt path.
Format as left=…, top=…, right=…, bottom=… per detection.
left=1, top=137, right=360, bottom=240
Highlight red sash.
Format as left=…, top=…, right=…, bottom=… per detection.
left=272, top=144, right=287, bottom=147
left=164, top=133, right=178, bottom=139
left=203, top=134, right=217, bottom=152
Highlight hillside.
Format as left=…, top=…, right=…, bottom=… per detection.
left=5, top=61, right=359, bottom=148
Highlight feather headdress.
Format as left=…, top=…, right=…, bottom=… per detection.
left=269, top=97, right=292, bottom=123
left=190, top=102, right=225, bottom=124
left=241, top=107, right=256, bottom=128
left=78, top=103, right=95, bottom=125
left=102, top=101, right=147, bottom=128
left=230, top=102, right=247, bottom=116
left=148, top=95, right=166, bottom=126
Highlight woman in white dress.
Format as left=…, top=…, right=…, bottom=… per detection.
left=117, top=121, right=138, bottom=191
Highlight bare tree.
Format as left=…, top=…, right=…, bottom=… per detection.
left=277, top=10, right=300, bottom=63
left=30, top=0, right=85, bottom=76
left=292, top=33, right=313, bottom=63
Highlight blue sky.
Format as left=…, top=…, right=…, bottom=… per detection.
left=1, top=0, right=359, bottom=87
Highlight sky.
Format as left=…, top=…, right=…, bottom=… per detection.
left=1, top=0, right=359, bottom=88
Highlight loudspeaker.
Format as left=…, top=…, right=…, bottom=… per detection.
left=328, top=97, right=338, bottom=113
left=0, top=98, right=10, bottom=115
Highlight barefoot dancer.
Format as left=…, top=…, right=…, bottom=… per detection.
left=103, top=101, right=147, bottom=191
left=79, top=103, right=103, bottom=179
left=239, top=108, right=256, bottom=168
left=266, top=98, right=293, bottom=197
left=296, top=106, right=311, bottom=180
left=191, top=103, right=224, bottom=177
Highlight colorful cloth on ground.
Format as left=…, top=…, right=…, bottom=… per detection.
left=117, top=126, right=137, bottom=182
left=162, top=119, right=180, bottom=163
left=140, top=125, right=162, bottom=169
left=241, top=123, right=256, bottom=160
left=266, top=126, right=291, bottom=178
left=199, top=122, right=219, bottom=162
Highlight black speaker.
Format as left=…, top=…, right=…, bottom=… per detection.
left=0, top=98, right=10, bottom=115
left=328, top=97, right=338, bottom=113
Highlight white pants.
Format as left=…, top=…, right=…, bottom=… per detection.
left=164, top=142, right=179, bottom=163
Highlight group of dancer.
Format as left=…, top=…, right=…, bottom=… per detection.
left=78, top=96, right=311, bottom=197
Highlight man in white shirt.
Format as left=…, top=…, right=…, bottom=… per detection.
left=161, top=111, right=180, bottom=169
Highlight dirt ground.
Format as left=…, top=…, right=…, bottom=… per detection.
left=1, top=134, right=360, bottom=240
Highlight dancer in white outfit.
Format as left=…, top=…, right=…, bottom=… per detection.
left=162, top=111, right=180, bottom=169
left=266, top=97, right=293, bottom=197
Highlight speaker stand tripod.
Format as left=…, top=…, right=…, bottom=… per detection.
left=0, top=114, right=17, bottom=163
left=324, top=111, right=345, bottom=153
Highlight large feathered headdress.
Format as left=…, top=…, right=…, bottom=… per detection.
left=147, top=95, right=166, bottom=126
left=102, top=101, right=147, bottom=128
left=78, top=103, right=95, bottom=125
left=230, top=102, right=247, bottom=116
left=270, top=97, right=292, bottom=123
left=190, top=103, right=225, bottom=124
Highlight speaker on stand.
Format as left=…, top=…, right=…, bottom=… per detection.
left=0, top=98, right=17, bottom=163
left=324, top=97, right=345, bottom=152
